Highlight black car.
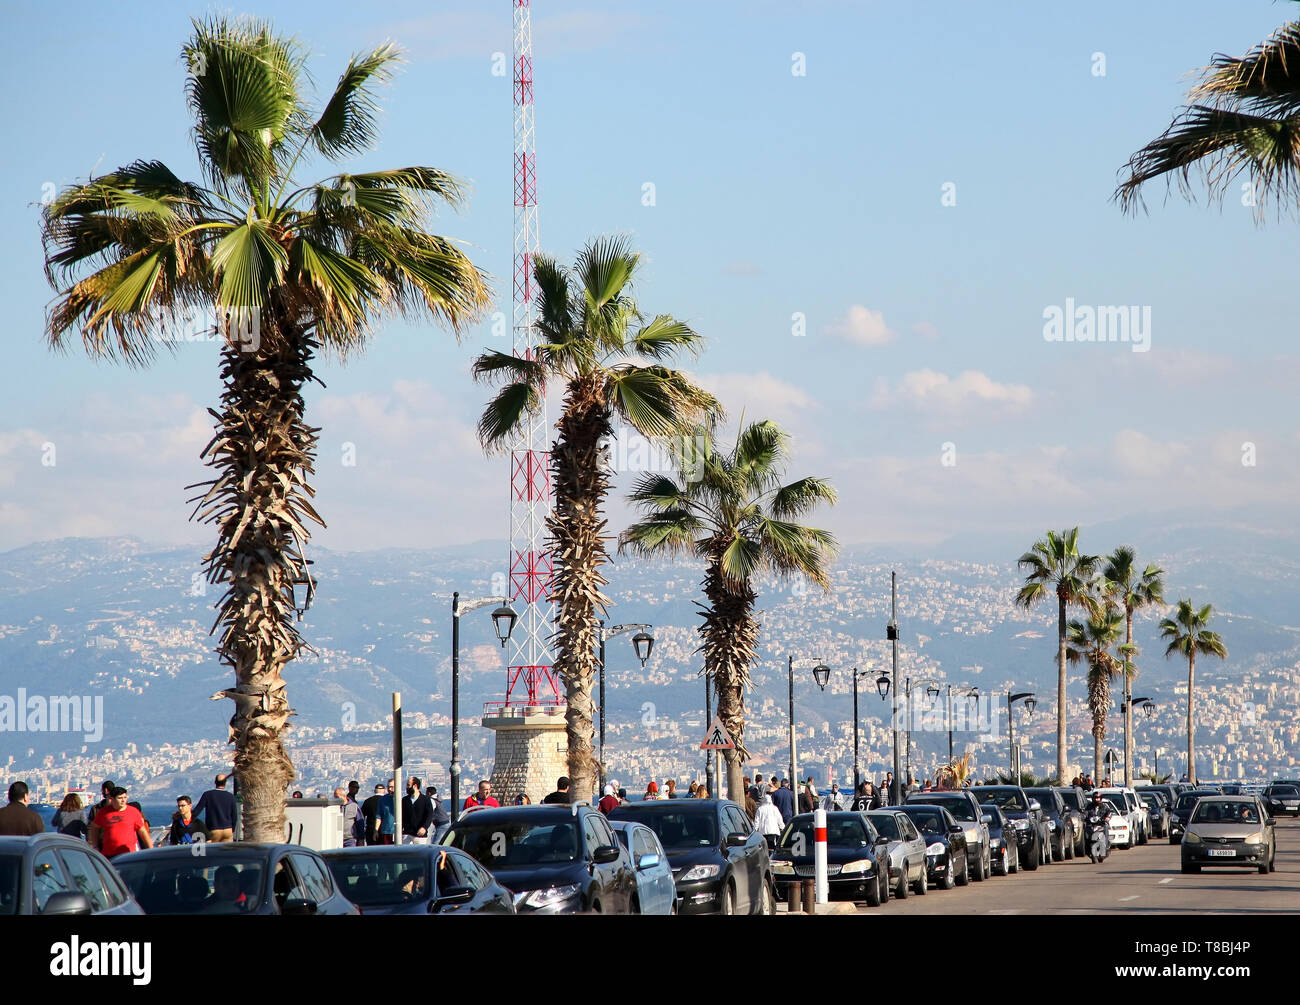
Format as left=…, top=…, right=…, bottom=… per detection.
left=770, top=812, right=891, bottom=906
left=0, top=834, right=144, bottom=915
left=896, top=804, right=970, bottom=890
left=979, top=804, right=1021, bottom=875
left=1054, top=785, right=1087, bottom=855
left=1262, top=784, right=1300, bottom=818
left=969, top=785, right=1044, bottom=870
left=904, top=791, right=990, bottom=880
left=609, top=799, right=773, bottom=915
left=1138, top=790, right=1170, bottom=838
left=1024, top=787, right=1074, bottom=861
left=1168, top=789, right=1221, bottom=844
left=114, top=843, right=358, bottom=914
left=442, top=804, right=635, bottom=913
left=321, top=844, right=515, bottom=914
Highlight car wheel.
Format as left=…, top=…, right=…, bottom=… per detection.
left=1023, top=837, right=1039, bottom=871
left=590, top=899, right=602, bottom=914
left=1138, top=825, right=1147, bottom=846
left=1181, top=863, right=1199, bottom=874
left=758, top=879, right=775, bottom=915
left=1064, top=835, right=1074, bottom=859
left=864, top=873, right=882, bottom=907
left=895, top=867, right=909, bottom=900
left=913, top=863, right=927, bottom=896
left=940, top=862, right=956, bottom=889
left=630, top=896, right=641, bottom=915
left=720, top=883, right=736, bottom=916
left=955, top=852, right=970, bottom=886
left=1268, top=849, right=1276, bottom=873
left=1010, top=847, right=1019, bottom=874
left=971, top=847, right=986, bottom=881
left=880, top=870, right=891, bottom=903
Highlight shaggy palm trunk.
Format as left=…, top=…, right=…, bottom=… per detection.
left=700, top=554, right=760, bottom=802
left=1123, top=608, right=1135, bottom=787
left=1089, top=659, right=1110, bottom=783
left=548, top=375, right=612, bottom=804
left=1186, top=652, right=1196, bottom=786
left=1056, top=591, right=1068, bottom=782
left=190, top=326, right=323, bottom=842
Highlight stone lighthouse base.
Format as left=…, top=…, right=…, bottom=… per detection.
left=484, top=707, right=569, bottom=806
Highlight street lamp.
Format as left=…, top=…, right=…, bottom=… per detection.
left=945, top=684, right=980, bottom=764
left=598, top=622, right=654, bottom=791
left=813, top=663, right=831, bottom=691
left=451, top=591, right=514, bottom=822
left=1007, top=690, right=1036, bottom=783
left=850, top=668, right=876, bottom=791
left=887, top=570, right=902, bottom=804
left=1119, top=696, right=1155, bottom=782
left=788, top=656, right=832, bottom=799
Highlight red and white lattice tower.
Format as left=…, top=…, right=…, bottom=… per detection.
left=504, top=0, right=560, bottom=708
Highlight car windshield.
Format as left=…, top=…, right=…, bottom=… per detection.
left=1059, top=791, right=1082, bottom=809
left=625, top=811, right=718, bottom=850
left=1176, top=792, right=1214, bottom=809
left=901, top=809, right=945, bottom=834
left=323, top=854, right=432, bottom=907
left=1140, top=794, right=1160, bottom=807
left=1101, top=800, right=1120, bottom=815
left=1190, top=801, right=1260, bottom=825
left=0, top=855, right=17, bottom=916
left=975, top=789, right=1027, bottom=810
left=446, top=819, right=578, bottom=866
left=115, top=856, right=266, bottom=914
left=923, top=797, right=974, bottom=822
left=780, top=817, right=872, bottom=850
left=1026, top=791, right=1057, bottom=812
left=1270, top=785, right=1299, bottom=796
left=867, top=814, right=899, bottom=840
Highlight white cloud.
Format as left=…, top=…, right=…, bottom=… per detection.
left=1112, top=429, right=1188, bottom=478
left=826, top=305, right=896, bottom=346
left=692, top=371, right=817, bottom=429
left=870, top=369, right=1033, bottom=414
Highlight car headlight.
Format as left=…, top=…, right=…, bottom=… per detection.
left=965, top=828, right=979, bottom=843
left=522, top=884, right=582, bottom=909
left=990, top=838, right=1001, bottom=848
left=679, top=864, right=722, bottom=882
left=841, top=858, right=874, bottom=874
left=926, top=842, right=945, bottom=855
left=1013, top=819, right=1030, bottom=830
left=772, top=861, right=795, bottom=875
left=1183, top=831, right=1201, bottom=845
left=1048, top=820, right=1057, bottom=831
left=1243, top=832, right=1263, bottom=845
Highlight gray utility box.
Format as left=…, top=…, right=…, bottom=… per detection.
left=283, top=798, right=345, bottom=851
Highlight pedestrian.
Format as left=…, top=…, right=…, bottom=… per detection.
left=849, top=782, right=874, bottom=812
left=617, top=787, right=630, bottom=806
left=337, top=786, right=362, bottom=847
left=542, top=776, right=571, bottom=804
left=799, top=779, right=816, bottom=814
left=513, top=793, right=531, bottom=805
left=401, top=776, right=433, bottom=844
left=598, top=784, right=619, bottom=816
left=644, top=781, right=661, bottom=800
left=772, top=778, right=795, bottom=823
left=193, top=774, right=237, bottom=842
left=373, top=780, right=397, bottom=844
left=427, top=785, right=451, bottom=843
left=0, top=781, right=44, bottom=836
left=665, top=778, right=677, bottom=799
left=88, top=786, right=152, bottom=858
left=821, top=782, right=844, bottom=811
left=687, top=781, right=699, bottom=798
left=694, top=784, right=710, bottom=799
left=744, top=788, right=758, bottom=821
left=91, top=779, right=115, bottom=820
left=882, top=772, right=896, bottom=805
left=361, top=783, right=386, bottom=844
left=463, top=780, right=499, bottom=811
left=168, top=795, right=211, bottom=846
left=347, top=779, right=361, bottom=804
left=754, top=793, right=784, bottom=848
left=749, top=773, right=764, bottom=802
left=51, top=793, right=88, bottom=839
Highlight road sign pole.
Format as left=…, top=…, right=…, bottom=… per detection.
left=814, top=806, right=828, bottom=904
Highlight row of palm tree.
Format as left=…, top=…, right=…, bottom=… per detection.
left=1018, top=530, right=1227, bottom=786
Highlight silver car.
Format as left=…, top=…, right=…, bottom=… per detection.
left=1181, top=796, right=1276, bottom=875
left=864, top=809, right=928, bottom=899
left=609, top=819, right=676, bottom=915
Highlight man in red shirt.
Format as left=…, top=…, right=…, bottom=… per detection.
left=88, top=786, right=153, bottom=858
left=462, top=779, right=500, bottom=812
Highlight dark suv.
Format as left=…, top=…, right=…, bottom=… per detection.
left=442, top=804, right=635, bottom=913
left=904, top=791, right=990, bottom=881
left=969, top=785, right=1045, bottom=871
left=609, top=799, right=773, bottom=915
left=1024, top=787, right=1074, bottom=861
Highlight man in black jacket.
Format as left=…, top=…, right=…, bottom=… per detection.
left=542, top=777, right=572, bottom=804
left=402, top=776, right=434, bottom=844
left=427, top=785, right=451, bottom=843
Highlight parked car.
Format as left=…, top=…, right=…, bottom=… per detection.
left=1055, top=786, right=1088, bottom=855
left=609, top=799, right=773, bottom=915
left=443, top=804, right=636, bottom=914
left=904, top=790, right=991, bottom=880
left=854, top=809, right=923, bottom=899
left=0, top=834, right=144, bottom=915
left=969, top=785, right=1046, bottom=870
left=1169, top=789, right=1221, bottom=844
left=1219, top=784, right=1244, bottom=796
left=1138, top=783, right=1186, bottom=813
left=609, top=819, right=677, bottom=915
left=1181, top=796, right=1276, bottom=874
left=1262, top=784, right=1300, bottom=818
left=771, top=812, right=893, bottom=905
left=1138, top=790, right=1170, bottom=838
left=114, top=843, right=358, bottom=914
left=1100, top=798, right=1131, bottom=848
left=979, top=804, right=1021, bottom=875
left=1024, top=787, right=1074, bottom=860
left=891, top=805, right=969, bottom=890
left=1095, top=788, right=1147, bottom=846
left=321, top=844, right=514, bottom=914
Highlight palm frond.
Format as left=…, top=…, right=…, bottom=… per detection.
left=311, top=44, right=402, bottom=159
left=477, top=381, right=540, bottom=449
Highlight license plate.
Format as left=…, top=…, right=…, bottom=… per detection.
left=1208, top=849, right=1235, bottom=857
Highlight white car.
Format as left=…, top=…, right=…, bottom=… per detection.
left=1102, top=799, right=1132, bottom=848
left=1097, top=788, right=1145, bottom=845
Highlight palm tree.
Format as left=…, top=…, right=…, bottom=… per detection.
left=620, top=419, right=836, bottom=801
left=40, top=18, right=490, bottom=840
left=1116, top=15, right=1300, bottom=214
left=1159, top=600, right=1228, bottom=785
left=1102, top=547, right=1165, bottom=785
left=1015, top=528, right=1100, bottom=781
left=474, top=236, right=720, bottom=802
left=1065, top=601, right=1126, bottom=782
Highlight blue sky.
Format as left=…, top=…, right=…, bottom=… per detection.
left=3, top=0, right=1299, bottom=552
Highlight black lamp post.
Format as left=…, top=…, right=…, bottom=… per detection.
left=1119, top=696, right=1155, bottom=779
left=788, top=656, right=832, bottom=795
left=1007, top=690, right=1036, bottom=782
left=451, top=592, right=515, bottom=822
left=598, top=622, right=654, bottom=791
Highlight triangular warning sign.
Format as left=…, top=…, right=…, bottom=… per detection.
left=700, top=715, right=735, bottom=750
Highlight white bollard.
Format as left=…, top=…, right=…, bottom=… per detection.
left=814, top=807, right=828, bottom=904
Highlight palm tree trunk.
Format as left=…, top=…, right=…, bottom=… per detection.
left=191, top=330, right=323, bottom=842
left=548, top=376, right=613, bottom=804
left=1186, top=651, right=1196, bottom=786
left=701, top=556, right=760, bottom=802
left=1093, top=732, right=1102, bottom=783
left=1057, top=593, right=1068, bottom=782
left=1124, top=609, right=1134, bottom=787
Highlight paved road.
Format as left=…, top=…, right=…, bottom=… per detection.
left=863, top=818, right=1300, bottom=915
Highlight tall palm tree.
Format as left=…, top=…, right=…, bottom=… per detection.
left=1116, top=14, right=1300, bottom=214
left=1015, top=528, right=1100, bottom=782
left=620, top=419, right=837, bottom=801
left=1159, top=600, right=1228, bottom=785
left=40, top=17, right=490, bottom=840
left=1102, top=547, right=1165, bottom=785
left=1065, top=601, right=1126, bottom=782
left=474, top=236, right=720, bottom=802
